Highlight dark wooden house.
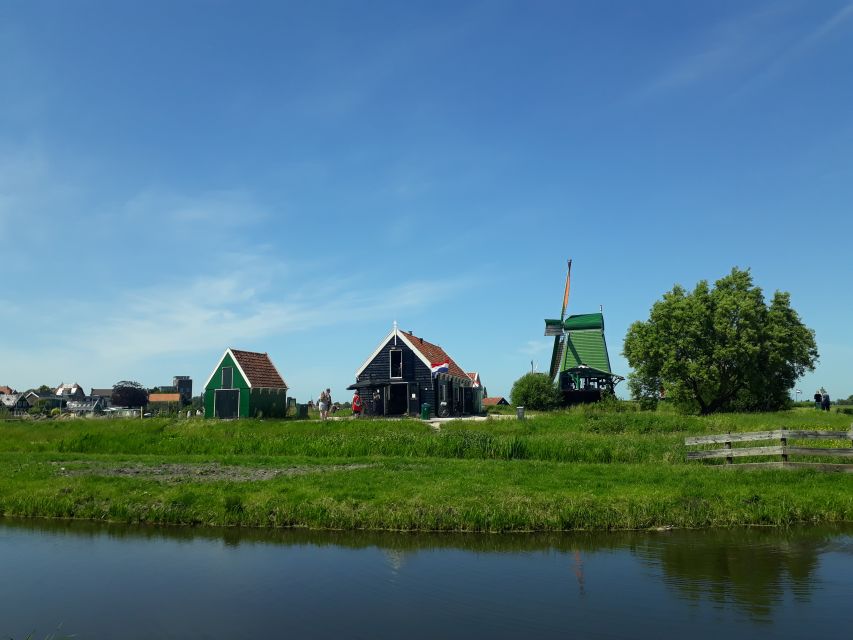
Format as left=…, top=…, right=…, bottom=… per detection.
left=350, top=324, right=481, bottom=418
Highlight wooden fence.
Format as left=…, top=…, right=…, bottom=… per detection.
left=685, top=429, right=853, bottom=472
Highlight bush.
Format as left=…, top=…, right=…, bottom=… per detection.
left=510, top=373, right=561, bottom=410
left=50, top=408, right=61, bottom=417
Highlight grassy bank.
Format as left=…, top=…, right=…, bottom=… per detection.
left=1, top=407, right=851, bottom=531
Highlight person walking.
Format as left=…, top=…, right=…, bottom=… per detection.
left=352, top=390, right=363, bottom=418
left=318, top=388, right=331, bottom=421
left=814, top=390, right=822, bottom=410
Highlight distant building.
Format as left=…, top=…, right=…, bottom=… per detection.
left=66, top=397, right=106, bottom=415
left=0, top=393, right=30, bottom=414
left=173, top=376, right=192, bottom=405
left=482, top=397, right=509, bottom=406
left=55, top=383, right=85, bottom=400
left=90, top=388, right=114, bottom=408
left=0, top=385, right=16, bottom=395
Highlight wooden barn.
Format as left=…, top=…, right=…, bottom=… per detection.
left=203, top=348, right=289, bottom=419
left=350, top=323, right=481, bottom=418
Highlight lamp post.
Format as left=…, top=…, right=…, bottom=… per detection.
left=795, top=389, right=801, bottom=404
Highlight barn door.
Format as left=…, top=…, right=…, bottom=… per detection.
left=463, top=388, right=473, bottom=414
left=215, top=389, right=239, bottom=419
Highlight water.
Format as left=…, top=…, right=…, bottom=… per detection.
left=1, top=519, right=851, bottom=639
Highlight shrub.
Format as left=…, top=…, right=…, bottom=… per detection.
left=510, top=373, right=561, bottom=410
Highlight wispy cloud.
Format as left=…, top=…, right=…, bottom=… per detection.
left=119, top=189, right=270, bottom=228
left=0, top=257, right=473, bottom=386
left=636, top=3, right=853, bottom=100
left=747, top=3, right=853, bottom=87
left=518, top=340, right=549, bottom=357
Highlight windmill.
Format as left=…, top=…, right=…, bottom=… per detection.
left=543, top=260, right=624, bottom=404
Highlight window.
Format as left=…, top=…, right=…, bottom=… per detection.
left=390, top=349, right=403, bottom=378
left=221, top=367, right=233, bottom=389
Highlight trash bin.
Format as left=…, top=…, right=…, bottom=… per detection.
left=420, top=403, right=431, bottom=420
left=516, top=406, right=525, bottom=420
left=296, top=404, right=309, bottom=420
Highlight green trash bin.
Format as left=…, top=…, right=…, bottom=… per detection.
left=420, top=403, right=431, bottom=420
left=296, top=404, right=309, bottom=420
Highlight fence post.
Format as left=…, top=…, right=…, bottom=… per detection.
left=781, top=432, right=787, bottom=463
left=725, top=436, right=732, bottom=465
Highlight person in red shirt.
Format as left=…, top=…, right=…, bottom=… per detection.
left=352, top=391, right=363, bottom=418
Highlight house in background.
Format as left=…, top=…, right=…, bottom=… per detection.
left=482, top=397, right=510, bottom=407
left=90, top=388, right=114, bottom=408
left=148, top=392, right=182, bottom=414
left=55, top=383, right=86, bottom=401
left=0, top=393, right=30, bottom=414
left=24, top=390, right=65, bottom=411
left=203, top=348, right=289, bottom=419
left=0, top=385, right=16, bottom=395
left=350, top=323, right=481, bottom=418
left=66, top=397, right=106, bottom=415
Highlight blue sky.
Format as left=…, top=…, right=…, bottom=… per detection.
left=1, top=0, right=851, bottom=402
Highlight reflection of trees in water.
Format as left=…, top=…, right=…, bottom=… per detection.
left=634, top=528, right=831, bottom=621
left=3, top=516, right=849, bottom=618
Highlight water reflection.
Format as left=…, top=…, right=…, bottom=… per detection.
left=633, top=528, right=833, bottom=621
left=1, top=518, right=851, bottom=639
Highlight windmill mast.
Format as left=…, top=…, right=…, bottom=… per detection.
left=548, top=259, right=572, bottom=380
left=560, top=259, right=573, bottom=322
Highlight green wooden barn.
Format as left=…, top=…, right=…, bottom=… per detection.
left=203, top=348, right=289, bottom=419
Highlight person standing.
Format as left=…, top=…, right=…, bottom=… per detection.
left=372, top=389, right=382, bottom=417
left=352, top=390, right=363, bottom=418
left=814, top=390, right=822, bottom=410
left=821, top=389, right=831, bottom=412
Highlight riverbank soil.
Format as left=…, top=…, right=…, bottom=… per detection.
left=1, top=407, right=851, bottom=531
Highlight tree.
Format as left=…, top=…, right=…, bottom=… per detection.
left=112, top=381, right=149, bottom=408
left=510, top=372, right=561, bottom=410
left=37, top=384, right=52, bottom=393
left=623, top=268, right=818, bottom=415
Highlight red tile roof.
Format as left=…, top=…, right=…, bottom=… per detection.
left=231, top=349, right=288, bottom=389
left=0, top=386, right=14, bottom=395
left=148, top=393, right=181, bottom=403
left=402, top=332, right=468, bottom=380
left=483, top=396, right=509, bottom=406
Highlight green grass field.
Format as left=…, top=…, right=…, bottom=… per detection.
left=0, top=406, right=851, bottom=531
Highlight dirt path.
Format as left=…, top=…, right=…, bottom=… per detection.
left=54, top=461, right=375, bottom=483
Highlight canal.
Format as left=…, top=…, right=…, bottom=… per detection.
left=2, top=519, right=851, bottom=638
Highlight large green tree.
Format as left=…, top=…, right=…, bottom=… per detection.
left=623, top=268, right=818, bottom=414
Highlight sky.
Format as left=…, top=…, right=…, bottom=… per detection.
left=1, top=0, right=852, bottom=402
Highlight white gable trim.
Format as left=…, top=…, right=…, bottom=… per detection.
left=203, top=348, right=254, bottom=390
left=395, top=332, right=433, bottom=369
left=354, top=329, right=396, bottom=378
left=354, top=327, right=434, bottom=378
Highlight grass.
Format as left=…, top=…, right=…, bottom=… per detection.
left=0, top=407, right=851, bottom=532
